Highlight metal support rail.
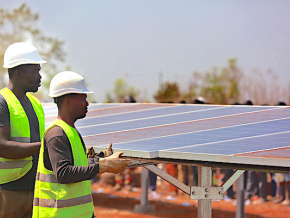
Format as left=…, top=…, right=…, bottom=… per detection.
left=136, top=165, right=245, bottom=218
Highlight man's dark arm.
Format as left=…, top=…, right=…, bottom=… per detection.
left=0, top=126, right=41, bottom=158
left=45, top=127, right=100, bottom=184
left=0, top=97, right=41, bottom=159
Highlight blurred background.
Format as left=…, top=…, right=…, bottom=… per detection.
left=0, top=0, right=289, bottom=105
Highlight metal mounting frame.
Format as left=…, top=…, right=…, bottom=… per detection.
left=137, top=164, right=245, bottom=218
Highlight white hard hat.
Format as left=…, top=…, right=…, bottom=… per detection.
left=3, top=42, right=47, bottom=68
left=49, top=71, right=93, bottom=98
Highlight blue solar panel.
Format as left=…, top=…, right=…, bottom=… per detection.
left=43, top=103, right=290, bottom=168
left=103, top=118, right=289, bottom=152
left=76, top=105, right=220, bottom=126
left=76, top=106, right=282, bottom=136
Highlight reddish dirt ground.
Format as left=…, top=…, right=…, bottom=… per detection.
left=91, top=181, right=290, bottom=218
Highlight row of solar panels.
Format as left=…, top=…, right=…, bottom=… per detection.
left=43, top=103, right=290, bottom=169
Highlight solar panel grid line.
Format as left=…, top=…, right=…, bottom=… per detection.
left=44, top=103, right=131, bottom=123
left=81, top=111, right=229, bottom=137
left=84, top=126, right=288, bottom=158
left=77, top=106, right=286, bottom=137
left=91, top=127, right=289, bottom=166
left=239, top=147, right=290, bottom=159
left=139, top=133, right=287, bottom=156
left=164, top=132, right=290, bottom=156
left=87, top=104, right=220, bottom=122
left=74, top=106, right=202, bottom=126
left=87, top=105, right=283, bottom=129
left=84, top=123, right=290, bottom=161
left=83, top=103, right=173, bottom=118
left=106, top=131, right=288, bottom=159
left=83, top=122, right=288, bottom=162
left=82, top=108, right=290, bottom=147
left=84, top=104, right=274, bottom=125
left=84, top=104, right=284, bottom=121
left=234, top=144, right=290, bottom=156
left=164, top=130, right=290, bottom=153
left=88, top=106, right=258, bottom=129
left=94, top=104, right=224, bottom=119
left=77, top=105, right=225, bottom=130
left=157, top=133, right=290, bottom=167
left=82, top=116, right=289, bottom=145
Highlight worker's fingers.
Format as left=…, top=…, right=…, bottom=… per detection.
left=103, top=143, right=113, bottom=157
left=106, top=143, right=113, bottom=151
left=110, top=151, right=124, bottom=158
left=87, top=147, right=94, bottom=157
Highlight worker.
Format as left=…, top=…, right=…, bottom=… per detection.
left=0, top=42, right=46, bottom=217
left=32, top=71, right=132, bottom=217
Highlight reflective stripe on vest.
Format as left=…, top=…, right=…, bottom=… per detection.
left=0, top=88, right=45, bottom=184
left=33, top=119, right=94, bottom=218
left=34, top=194, right=92, bottom=208
left=0, top=159, right=31, bottom=169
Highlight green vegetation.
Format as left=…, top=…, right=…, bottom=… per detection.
left=105, top=77, right=140, bottom=103
left=0, top=3, right=66, bottom=98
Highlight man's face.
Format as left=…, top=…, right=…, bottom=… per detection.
left=18, top=64, right=42, bottom=93
left=69, top=94, right=89, bottom=120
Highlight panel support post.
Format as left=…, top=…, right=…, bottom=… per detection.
left=198, top=166, right=212, bottom=218
left=134, top=167, right=155, bottom=213
left=236, top=173, right=245, bottom=218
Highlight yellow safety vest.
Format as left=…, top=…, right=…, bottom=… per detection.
left=33, top=119, right=94, bottom=218
left=0, top=87, right=45, bottom=184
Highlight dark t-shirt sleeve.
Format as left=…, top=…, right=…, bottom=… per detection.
left=44, top=126, right=100, bottom=184
left=0, top=95, right=10, bottom=126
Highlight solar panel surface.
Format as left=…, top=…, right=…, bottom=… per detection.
left=43, top=103, right=290, bottom=169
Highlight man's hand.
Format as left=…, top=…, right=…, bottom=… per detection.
left=87, top=147, right=96, bottom=158
left=87, top=143, right=114, bottom=158
left=99, top=151, right=132, bottom=174
left=102, top=143, right=113, bottom=157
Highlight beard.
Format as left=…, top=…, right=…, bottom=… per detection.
left=24, top=81, right=41, bottom=93
left=79, top=112, right=87, bottom=119
left=30, top=87, right=39, bottom=93
left=77, top=108, right=88, bottom=120
left=25, top=86, right=39, bottom=93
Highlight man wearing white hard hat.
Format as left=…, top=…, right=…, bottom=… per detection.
left=33, top=71, right=131, bottom=217
left=0, top=42, right=46, bottom=217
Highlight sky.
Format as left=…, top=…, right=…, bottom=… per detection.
left=1, top=1, right=290, bottom=102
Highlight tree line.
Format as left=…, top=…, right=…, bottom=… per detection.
left=107, top=58, right=289, bottom=105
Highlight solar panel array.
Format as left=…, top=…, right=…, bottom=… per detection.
left=43, top=103, right=290, bottom=169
